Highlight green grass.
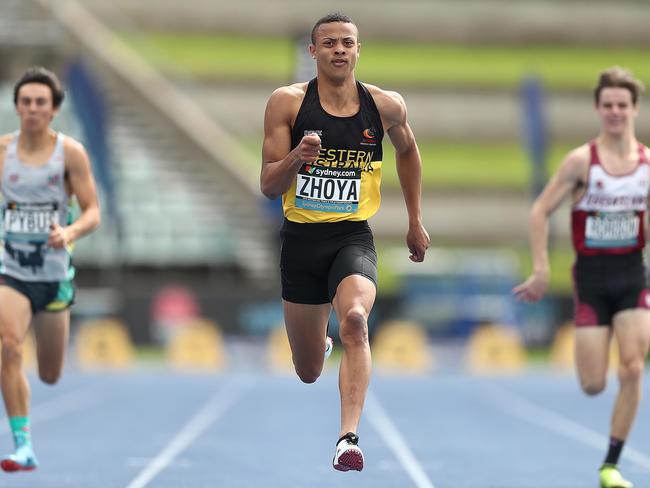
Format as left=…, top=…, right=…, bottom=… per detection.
left=382, top=140, right=574, bottom=189
left=120, top=33, right=294, bottom=83
left=357, top=43, right=650, bottom=90
left=120, top=32, right=650, bottom=89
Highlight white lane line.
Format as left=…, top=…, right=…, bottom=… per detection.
left=481, top=383, right=650, bottom=470
left=366, top=390, right=436, bottom=488
left=125, top=380, right=249, bottom=488
left=0, top=388, right=102, bottom=434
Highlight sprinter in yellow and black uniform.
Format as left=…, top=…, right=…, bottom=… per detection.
left=261, top=12, right=430, bottom=472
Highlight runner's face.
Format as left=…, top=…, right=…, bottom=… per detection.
left=596, top=87, right=638, bottom=137
left=310, top=22, right=360, bottom=81
left=15, top=83, right=58, bottom=133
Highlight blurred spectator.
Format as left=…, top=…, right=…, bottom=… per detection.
left=151, top=285, right=200, bottom=344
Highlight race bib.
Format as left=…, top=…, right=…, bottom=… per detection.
left=4, top=202, right=58, bottom=242
left=295, top=165, right=361, bottom=213
left=585, top=212, right=639, bottom=248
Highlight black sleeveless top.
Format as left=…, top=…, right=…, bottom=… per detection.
left=283, top=78, right=385, bottom=223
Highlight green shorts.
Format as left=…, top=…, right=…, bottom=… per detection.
left=0, top=266, right=76, bottom=313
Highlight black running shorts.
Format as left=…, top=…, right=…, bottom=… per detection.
left=573, top=251, right=650, bottom=326
left=0, top=273, right=75, bottom=313
left=280, top=219, right=378, bottom=304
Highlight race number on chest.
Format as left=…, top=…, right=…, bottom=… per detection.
left=4, top=202, right=58, bottom=242
left=295, top=165, right=361, bottom=213
left=585, top=211, right=640, bottom=248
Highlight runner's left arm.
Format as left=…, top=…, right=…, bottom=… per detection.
left=48, top=139, right=100, bottom=249
left=382, top=90, right=430, bottom=263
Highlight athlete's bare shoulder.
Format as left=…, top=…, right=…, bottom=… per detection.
left=560, top=143, right=591, bottom=184
left=363, top=83, right=406, bottom=128
left=265, top=82, right=309, bottom=125
left=62, top=134, right=84, bottom=154
left=640, top=141, right=650, bottom=161
left=0, top=133, right=14, bottom=151
left=0, top=133, right=14, bottom=164
left=565, top=143, right=590, bottom=166
left=62, top=134, right=90, bottom=169
left=268, top=82, right=308, bottom=106
left=364, top=83, right=404, bottom=111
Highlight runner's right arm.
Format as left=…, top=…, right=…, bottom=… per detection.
left=513, top=147, right=588, bottom=302
left=261, top=86, right=321, bottom=200
left=49, top=138, right=100, bottom=249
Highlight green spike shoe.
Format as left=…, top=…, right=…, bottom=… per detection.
left=600, top=463, right=632, bottom=488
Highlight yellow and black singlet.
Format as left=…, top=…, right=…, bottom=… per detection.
left=283, top=78, right=384, bottom=223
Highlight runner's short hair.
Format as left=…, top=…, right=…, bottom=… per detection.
left=14, top=66, right=65, bottom=108
left=594, top=66, right=644, bottom=105
left=311, top=12, right=356, bottom=44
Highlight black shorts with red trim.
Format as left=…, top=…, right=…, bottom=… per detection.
left=280, top=219, right=378, bottom=305
left=573, top=251, right=650, bottom=327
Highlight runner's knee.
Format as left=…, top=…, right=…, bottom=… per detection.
left=339, top=308, right=368, bottom=346
left=38, top=367, right=61, bottom=385
left=1, top=336, right=23, bottom=366
left=618, top=358, right=644, bottom=386
left=294, top=363, right=322, bottom=384
left=580, top=377, right=606, bottom=396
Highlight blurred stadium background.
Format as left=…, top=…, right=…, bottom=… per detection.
left=2, top=0, right=650, bottom=370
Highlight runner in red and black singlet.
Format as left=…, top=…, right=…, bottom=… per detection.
left=571, top=140, right=650, bottom=328
left=514, top=67, right=650, bottom=488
